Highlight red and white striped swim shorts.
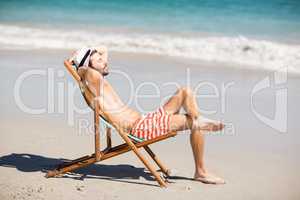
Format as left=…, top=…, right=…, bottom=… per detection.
left=130, top=107, right=170, bottom=140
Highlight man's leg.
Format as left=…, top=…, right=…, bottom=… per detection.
left=163, top=87, right=224, bottom=131
left=163, top=87, right=199, bottom=118
left=164, top=87, right=225, bottom=184
left=168, top=114, right=225, bottom=184
left=190, top=128, right=225, bottom=184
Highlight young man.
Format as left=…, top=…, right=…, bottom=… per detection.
left=69, top=47, right=225, bottom=184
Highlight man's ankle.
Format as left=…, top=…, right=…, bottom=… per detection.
left=195, top=167, right=207, bottom=176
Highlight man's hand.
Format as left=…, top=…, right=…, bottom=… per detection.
left=68, top=50, right=77, bottom=63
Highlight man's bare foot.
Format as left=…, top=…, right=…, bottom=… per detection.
left=194, top=172, right=225, bottom=184
left=192, top=116, right=224, bottom=132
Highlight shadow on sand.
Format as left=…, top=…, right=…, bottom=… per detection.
left=0, top=153, right=191, bottom=187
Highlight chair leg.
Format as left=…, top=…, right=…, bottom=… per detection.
left=143, top=146, right=169, bottom=176
left=94, top=100, right=101, bottom=161
left=46, top=133, right=177, bottom=180
left=106, top=127, right=112, bottom=149
left=117, top=129, right=167, bottom=187
left=46, top=156, right=97, bottom=178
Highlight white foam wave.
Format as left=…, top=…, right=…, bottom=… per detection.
left=0, top=24, right=300, bottom=73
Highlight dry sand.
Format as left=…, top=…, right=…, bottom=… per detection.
left=0, top=50, right=299, bottom=199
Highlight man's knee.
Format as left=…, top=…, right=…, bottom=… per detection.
left=179, top=86, right=193, bottom=96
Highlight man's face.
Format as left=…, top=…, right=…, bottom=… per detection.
left=90, top=48, right=109, bottom=76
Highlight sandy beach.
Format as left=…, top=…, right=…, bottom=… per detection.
left=0, top=49, right=299, bottom=199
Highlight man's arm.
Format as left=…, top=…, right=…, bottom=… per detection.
left=64, top=59, right=81, bottom=83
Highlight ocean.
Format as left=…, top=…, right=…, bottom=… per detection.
left=0, top=0, right=300, bottom=72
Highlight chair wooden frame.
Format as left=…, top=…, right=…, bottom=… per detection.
left=45, top=60, right=177, bottom=187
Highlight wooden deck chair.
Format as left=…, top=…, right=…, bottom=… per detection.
left=45, top=60, right=177, bottom=187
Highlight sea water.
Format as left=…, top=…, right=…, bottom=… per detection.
left=0, top=0, right=300, bottom=72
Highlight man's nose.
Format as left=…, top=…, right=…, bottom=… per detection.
left=104, top=63, right=108, bottom=67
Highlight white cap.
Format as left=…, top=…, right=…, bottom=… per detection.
left=71, top=47, right=92, bottom=67
left=70, top=46, right=107, bottom=68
